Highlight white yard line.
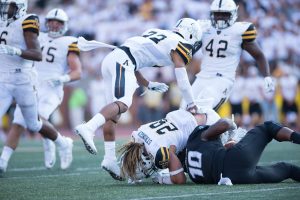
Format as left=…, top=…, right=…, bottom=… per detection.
left=129, top=186, right=300, bottom=200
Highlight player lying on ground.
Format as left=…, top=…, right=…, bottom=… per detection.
left=118, top=106, right=241, bottom=184
left=174, top=119, right=300, bottom=184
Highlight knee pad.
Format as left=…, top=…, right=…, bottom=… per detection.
left=264, top=121, right=283, bottom=137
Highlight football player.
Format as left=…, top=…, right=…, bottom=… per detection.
left=119, top=106, right=221, bottom=183
left=11, top=8, right=81, bottom=169
left=75, top=18, right=202, bottom=180
left=0, top=4, right=74, bottom=174
left=184, top=119, right=300, bottom=184
left=182, top=0, right=275, bottom=110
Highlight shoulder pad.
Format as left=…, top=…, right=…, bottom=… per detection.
left=22, top=14, right=39, bottom=35
left=241, top=23, right=257, bottom=43
left=175, top=41, right=193, bottom=65
left=155, top=147, right=170, bottom=169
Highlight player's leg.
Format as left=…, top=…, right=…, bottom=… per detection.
left=37, top=87, right=63, bottom=169
left=0, top=84, right=16, bottom=174
left=252, top=163, right=300, bottom=183
left=75, top=49, right=137, bottom=155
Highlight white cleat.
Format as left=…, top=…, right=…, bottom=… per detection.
left=74, top=124, right=97, bottom=155
left=0, top=158, right=8, bottom=175
left=101, top=158, right=125, bottom=181
left=43, top=138, right=56, bottom=169
left=58, top=137, right=73, bottom=170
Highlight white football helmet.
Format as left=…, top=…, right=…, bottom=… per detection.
left=210, top=0, right=238, bottom=29
left=0, top=0, right=27, bottom=22
left=45, top=8, right=68, bottom=38
left=134, top=153, right=157, bottom=180
left=173, top=18, right=202, bottom=47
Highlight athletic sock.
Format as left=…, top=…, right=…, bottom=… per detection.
left=104, top=141, right=116, bottom=160
left=85, top=113, right=105, bottom=132
left=54, top=133, right=66, bottom=148
left=1, top=146, right=14, bottom=162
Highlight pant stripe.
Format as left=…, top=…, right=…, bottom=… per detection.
left=114, top=62, right=125, bottom=99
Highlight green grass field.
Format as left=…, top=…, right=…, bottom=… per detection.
left=0, top=137, right=299, bottom=200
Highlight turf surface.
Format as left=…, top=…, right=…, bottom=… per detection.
left=0, top=138, right=299, bottom=200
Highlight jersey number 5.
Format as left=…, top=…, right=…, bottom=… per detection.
left=205, top=39, right=228, bottom=58
left=41, top=46, right=57, bottom=63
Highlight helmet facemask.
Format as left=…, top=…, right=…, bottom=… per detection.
left=46, top=19, right=68, bottom=38
left=0, top=0, right=27, bottom=23
left=210, top=10, right=237, bottom=29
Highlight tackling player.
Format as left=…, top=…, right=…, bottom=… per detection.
left=119, top=107, right=221, bottom=183
left=75, top=18, right=202, bottom=180
left=182, top=0, right=275, bottom=110
left=184, top=119, right=300, bottom=184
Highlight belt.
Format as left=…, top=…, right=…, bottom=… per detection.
left=119, top=46, right=137, bottom=70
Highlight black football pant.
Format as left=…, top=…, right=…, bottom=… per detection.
left=222, top=121, right=300, bottom=184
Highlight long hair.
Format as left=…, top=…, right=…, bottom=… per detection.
left=118, top=141, right=144, bottom=180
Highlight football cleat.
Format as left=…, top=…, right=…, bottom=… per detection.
left=58, top=137, right=73, bottom=170
left=43, top=138, right=56, bottom=169
left=101, top=159, right=125, bottom=181
left=0, top=158, right=8, bottom=174
left=74, top=124, right=97, bottom=155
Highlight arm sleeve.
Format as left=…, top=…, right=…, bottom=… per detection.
left=68, top=42, right=80, bottom=55
left=22, top=15, right=40, bottom=35
left=242, top=23, right=257, bottom=43
left=175, top=42, right=193, bottom=65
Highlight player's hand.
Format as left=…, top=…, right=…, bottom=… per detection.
left=186, top=102, right=198, bottom=115
left=47, top=75, right=71, bottom=87
left=0, top=44, right=21, bottom=56
left=147, top=81, right=169, bottom=93
left=152, top=170, right=172, bottom=184
left=264, top=76, right=275, bottom=93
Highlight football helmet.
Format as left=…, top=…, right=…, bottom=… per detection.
left=134, top=152, right=157, bottom=180
left=45, top=8, right=68, bottom=38
left=210, top=0, right=238, bottom=29
left=173, top=18, right=202, bottom=46
left=0, top=0, right=27, bottom=22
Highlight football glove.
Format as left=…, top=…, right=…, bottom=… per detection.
left=186, top=102, right=199, bottom=115
left=0, top=44, right=22, bottom=56
left=147, top=81, right=169, bottom=93
left=264, top=76, right=275, bottom=93
left=47, top=74, right=71, bottom=87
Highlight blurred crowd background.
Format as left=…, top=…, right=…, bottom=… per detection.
left=1, top=0, right=300, bottom=140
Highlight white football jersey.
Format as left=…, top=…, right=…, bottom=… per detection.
left=0, top=14, right=39, bottom=72
left=132, top=109, right=197, bottom=160
left=36, top=32, right=79, bottom=81
left=198, top=20, right=257, bottom=79
left=123, top=28, right=193, bottom=70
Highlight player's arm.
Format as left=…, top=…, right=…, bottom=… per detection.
left=135, top=71, right=169, bottom=93
left=242, top=24, right=270, bottom=77
left=201, top=118, right=236, bottom=141
left=168, top=145, right=186, bottom=184
left=171, top=43, right=196, bottom=113
left=66, top=42, right=82, bottom=81
left=21, top=15, right=42, bottom=61
left=154, top=145, right=186, bottom=184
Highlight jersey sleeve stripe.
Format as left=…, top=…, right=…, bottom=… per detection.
left=242, top=30, right=257, bottom=35
left=22, top=24, right=39, bottom=29
left=22, top=20, right=38, bottom=25
left=242, top=35, right=256, bottom=39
